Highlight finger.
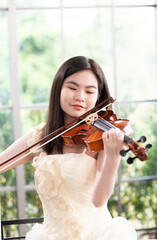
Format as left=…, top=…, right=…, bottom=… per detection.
left=117, top=130, right=124, bottom=142
left=102, top=131, right=109, bottom=143
left=108, top=128, right=121, bottom=142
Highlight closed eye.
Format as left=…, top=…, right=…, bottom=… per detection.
left=69, top=87, right=77, bottom=90
left=86, top=91, right=96, bottom=94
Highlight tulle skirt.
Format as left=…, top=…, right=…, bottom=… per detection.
left=26, top=216, right=137, bottom=240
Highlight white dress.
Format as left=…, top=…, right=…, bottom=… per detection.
left=26, top=125, right=137, bottom=240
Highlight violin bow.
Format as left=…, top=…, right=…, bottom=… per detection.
left=0, top=97, right=115, bottom=173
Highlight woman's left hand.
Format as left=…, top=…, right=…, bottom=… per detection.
left=102, top=128, right=126, bottom=164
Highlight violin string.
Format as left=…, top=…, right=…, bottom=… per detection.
left=96, top=117, right=133, bottom=144
left=98, top=119, right=112, bottom=130
left=93, top=116, right=116, bottom=131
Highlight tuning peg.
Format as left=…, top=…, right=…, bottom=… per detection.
left=126, top=156, right=137, bottom=164
left=137, top=136, right=147, bottom=143
left=120, top=148, right=130, bottom=157
left=145, top=143, right=152, bottom=150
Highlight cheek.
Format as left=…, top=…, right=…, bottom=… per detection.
left=88, top=94, right=99, bottom=107
left=60, top=90, right=65, bottom=110
left=60, top=88, right=72, bottom=111
left=60, top=89, right=67, bottom=103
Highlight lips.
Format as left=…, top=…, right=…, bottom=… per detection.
left=73, top=104, right=84, bottom=108
left=72, top=104, right=85, bottom=110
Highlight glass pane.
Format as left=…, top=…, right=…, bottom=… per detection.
left=63, top=0, right=111, bottom=6
left=26, top=190, right=43, bottom=219
left=64, top=8, right=115, bottom=95
left=0, top=110, right=16, bottom=187
left=17, top=10, right=62, bottom=105
left=25, top=161, right=35, bottom=185
left=0, top=169, right=16, bottom=187
left=121, top=180, right=157, bottom=231
left=0, top=110, right=13, bottom=151
left=115, top=0, right=154, bottom=5
left=137, top=229, right=157, bottom=239
left=108, top=184, right=119, bottom=217
left=1, top=192, right=18, bottom=220
left=0, top=11, right=11, bottom=106
left=16, top=0, right=59, bottom=8
left=0, top=191, right=18, bottom=237
left=115, top=7, right=156, bottom=101
left=117, top=102, right=157, bottom=178
left=0, top=0, right=8, bottom=8
left=21, top=109, right=47, bottom=134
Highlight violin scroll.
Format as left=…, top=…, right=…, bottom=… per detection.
left=120, top=135, right=152, bottom=164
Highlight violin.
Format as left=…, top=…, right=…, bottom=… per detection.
left=62, top=110, right=152, bottom=164
left=0, top=97, right=152, bottom=173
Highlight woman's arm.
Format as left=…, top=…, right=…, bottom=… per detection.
left=0, top=131, right=37, bottom=173
left=91, top=128, right=125, bottom=207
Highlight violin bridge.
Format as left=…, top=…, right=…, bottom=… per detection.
left=84, top=113, right=99, bottom=125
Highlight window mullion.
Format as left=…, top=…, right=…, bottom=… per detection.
left=8, top=0, right=26, bottom=236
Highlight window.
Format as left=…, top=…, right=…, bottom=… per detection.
left=0, top=0, right=157, bottom=238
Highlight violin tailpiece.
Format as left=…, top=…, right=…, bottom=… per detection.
left=84, top=113, right=98, bottom=125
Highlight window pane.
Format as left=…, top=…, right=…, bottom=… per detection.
left=0, top=111, right=17, bottom=236
left=137, top=229, right=157, bottom=239
left=21, top=109, right=47, bottom=134
left=108, top=184, right=119, bottom=217
left=17, top=10, right=62, bottom=105
left=63, top=0, right=111, bottom=6
left=0, top=11, right=11, bottom=106
left=0, top=110, right=16, bottom=187
left=64, top=8, right=115, bottom=95
left=117, top=102, right=157, bottom=178
left=0, top=0, right=8, bottom=8
left=0, top=169, right=16, bottom=187
left=0, top=191, right=18, bottom=219
left=0, top=110, right=13, bottom=151
left=0, top=191, right=18, bottom=237
left=115, top=7, right=156, bottom=101
left=16, top=0, right=59, bottom=8
left=26, top=190, right=43, bottom=219
left=121, top=180, right=157, bottom=230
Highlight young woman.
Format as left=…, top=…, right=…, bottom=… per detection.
left=0, top=56, right=137, bottom=239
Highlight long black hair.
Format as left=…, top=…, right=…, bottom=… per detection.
left=41, top=56, right=110, bottom=154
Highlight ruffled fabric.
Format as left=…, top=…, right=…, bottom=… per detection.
left=26, top=124, right=137, bottom=240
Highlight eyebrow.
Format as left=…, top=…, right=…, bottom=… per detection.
left=65, top=81, right=97, bottom=89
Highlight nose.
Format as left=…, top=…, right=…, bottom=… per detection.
left=74, top=90, right=85, bottom=102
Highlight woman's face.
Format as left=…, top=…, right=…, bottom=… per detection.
left=60, top=70, right=99, bottom=123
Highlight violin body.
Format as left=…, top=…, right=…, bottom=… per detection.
left=62, top=110, right=152, bottom=163
left=63, top=123, right=93, bottom=146
left=62, top=110, right=134, bottom=151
